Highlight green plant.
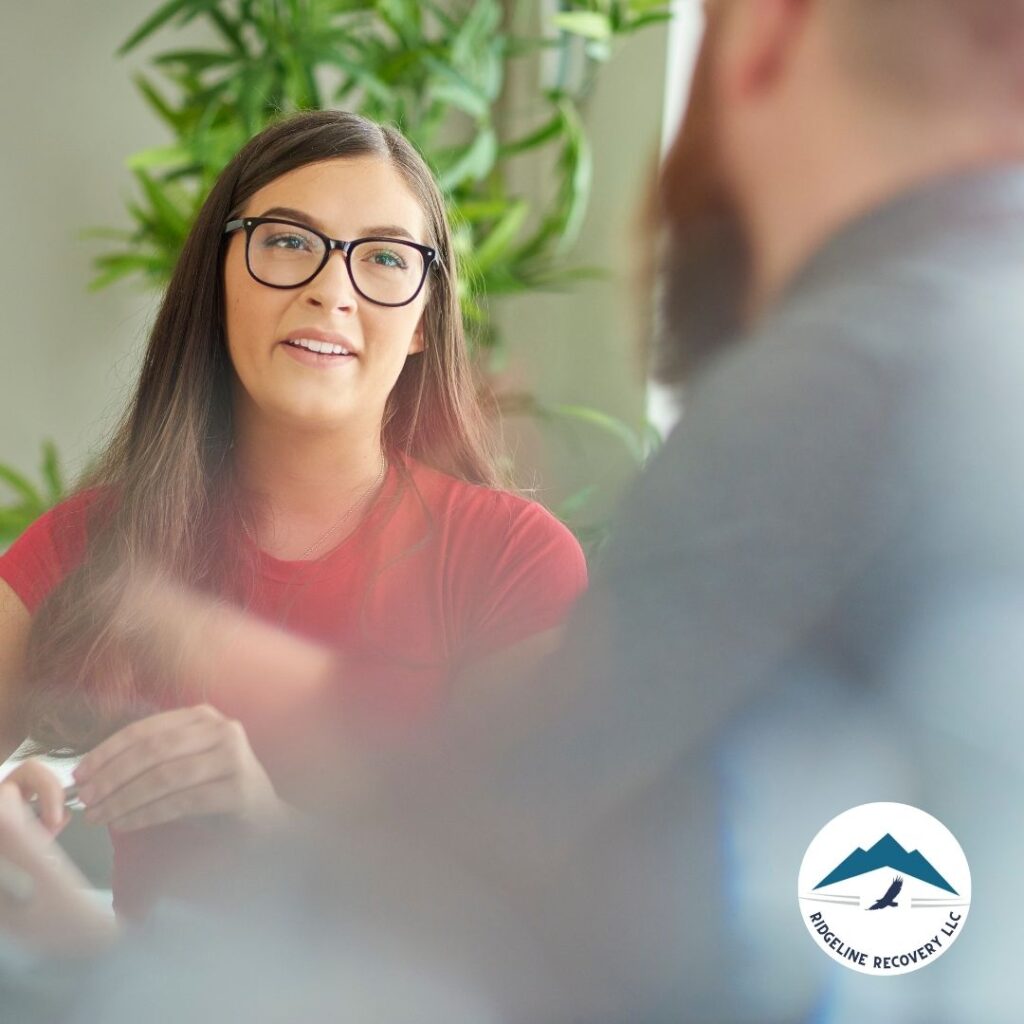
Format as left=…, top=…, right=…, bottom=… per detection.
left=89, top=0, right=669, bottom=349
left=500, top=391, right=661, bottom=562
left=0, top=442, right=65, bottom=549
left=1, top=0, right=670, bottom=551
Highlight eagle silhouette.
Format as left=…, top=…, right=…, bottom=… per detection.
left=867, top=876, right=903, bottom=910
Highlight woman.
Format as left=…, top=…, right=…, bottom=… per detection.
left=0, top=110, right=586, bottom=928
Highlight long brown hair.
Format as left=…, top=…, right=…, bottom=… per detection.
left=22, top=110, right=502, bottom=754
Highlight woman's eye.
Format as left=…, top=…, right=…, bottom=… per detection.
left=366, top=248, right=407, bottom=269
left=265, top=233, right=312, bottom=251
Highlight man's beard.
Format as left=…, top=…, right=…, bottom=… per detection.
left=651, top=14, right=752, bottom=387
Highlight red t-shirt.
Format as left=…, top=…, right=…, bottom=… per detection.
left=0, top=457, right=587, bottom=918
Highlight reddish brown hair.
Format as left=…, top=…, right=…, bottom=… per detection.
left=23, top=110, right=502, bottom=754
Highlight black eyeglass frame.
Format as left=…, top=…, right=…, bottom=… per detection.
left=223, top=217, right=437, bottom=308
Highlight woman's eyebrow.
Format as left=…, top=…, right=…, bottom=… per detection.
left=256, top=206, right=416, bottom=241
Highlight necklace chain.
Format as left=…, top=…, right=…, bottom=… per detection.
left=296, top=455, right=388, bottom=561
left=246, top=456, right=388, bottom=562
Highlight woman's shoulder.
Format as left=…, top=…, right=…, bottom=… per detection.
left=29, top=485, right=116, bottom=540
left=398, top=460, right=588, bottom=660
left=7, top=485, right=111, bottom=549
left=402, top=458, right=587, bottom=576
left=406, top=458, right=564, bottom=530
left=0, top=486, right=115, bottom=615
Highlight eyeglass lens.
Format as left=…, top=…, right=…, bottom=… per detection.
left=247, top=221, right=425, bottom=304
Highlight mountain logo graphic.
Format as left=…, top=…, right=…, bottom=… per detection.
left=813, top=833, right=957, bottom=894
left=797, top=803, right=971, bottom=976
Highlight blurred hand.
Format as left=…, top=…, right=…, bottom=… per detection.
left=74, top=704, right=289, bottom=833
left=0, top=784, right=118, bottom=955
left=113, top=569, right=337, bottom=718
left=1, top=759, right=69, bottom=837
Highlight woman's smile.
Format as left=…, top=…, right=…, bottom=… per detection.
left=280, top=340, right=358, bottom=369
left=278, top=327, right=360, bottom=368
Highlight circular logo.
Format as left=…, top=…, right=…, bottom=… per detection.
left=797, top=802, right=970, bottom=975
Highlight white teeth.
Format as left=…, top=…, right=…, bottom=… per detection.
left=288, top=337, right=350, bottom=355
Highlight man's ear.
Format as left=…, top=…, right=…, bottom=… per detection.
left=722, top=0, right=812, bottom=100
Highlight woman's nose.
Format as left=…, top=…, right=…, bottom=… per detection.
left=302, top=249, right=358, bottom=311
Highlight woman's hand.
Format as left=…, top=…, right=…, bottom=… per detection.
left=0, top=759, right=69, bottom=837
left=113, top=569, right=337, bottom=725
left=74, top=705, right=290, bottom=833
left=0, top=783, right=119, bottom=956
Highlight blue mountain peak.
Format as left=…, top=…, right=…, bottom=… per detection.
left=813, top=833, right=957, bottom=894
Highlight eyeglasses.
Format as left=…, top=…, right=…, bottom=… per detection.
left=223, top=217, right=436, bottom=307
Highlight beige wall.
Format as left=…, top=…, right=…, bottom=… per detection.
left=493, top=11, right=669, bottom=522
left=0, top=4, right=668, bottom=524
left=0, top=2, right=174, bottom=482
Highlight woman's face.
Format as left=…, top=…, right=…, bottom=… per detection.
left=223, top=156, right=429, bottom=437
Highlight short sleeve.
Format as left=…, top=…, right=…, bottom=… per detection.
left=451, top=495, right=588, bottom=665
left=0, top=491, right=96, bottom=614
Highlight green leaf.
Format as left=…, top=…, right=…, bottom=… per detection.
left=423, top=58, right=489, bottom=120
left=153, top=48, right=238, bottom=72
left=503, top=35, right=563, bottom=59
left=0, top=463, right=43, bottom=506
left=237, top=64, right=274, bottom=136
left=454, top=198, right=512, bottom=222
left=88, top=251, right=174, bottom=291
left=551, top=11, right=613, bottom=42
left=627, top=11, right=673, bottom=32
left=322, top=53, right=395, bottom=105
left=641, top=419, right=664, bottom=458
left=118, top=0, right=197, bottom=55
left=473, top=199, right=528, bottom=273
left=437, top=128, right=497, bottom=191
left=547, top=403, right=648, bottom=464
left=626, top=0, right=673, bottom=12
left=206, top=7, right=248, bottom=55
left=40, top=441, right=64, bottom=503
left=132, top=73, right=183, bottom=133
left=0, top=506, right=40, bottom=546
left=476, top=269, right=531, bottom=297
left=418, top=0, right=457, bottom=32
left=87, top=264, right=142, bottom=292
left=281, top=46, right=322, bottom=109
left=450, top=0, right=503, bottom=69
left=376, top=0, right=423, bottom=50
left=555, top=483, right=598, bottom=519
left=499, top=112, right=563, bottom=157
left=125, top=143, right=195, bottom=171
left=132, top=169, right=191, bottom=241
left=513, top=99, right=592, bottom=262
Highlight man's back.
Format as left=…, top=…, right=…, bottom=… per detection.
left=554, top=166, right=1024, bottom=1022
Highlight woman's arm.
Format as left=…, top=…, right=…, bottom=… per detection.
left=0, top=579, right=31, bottom=765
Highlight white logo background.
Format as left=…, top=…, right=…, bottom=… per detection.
left=798, top=802, right=971, bottom=975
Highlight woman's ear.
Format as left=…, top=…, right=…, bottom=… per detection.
left=408, top=320, right=425, bottom=355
